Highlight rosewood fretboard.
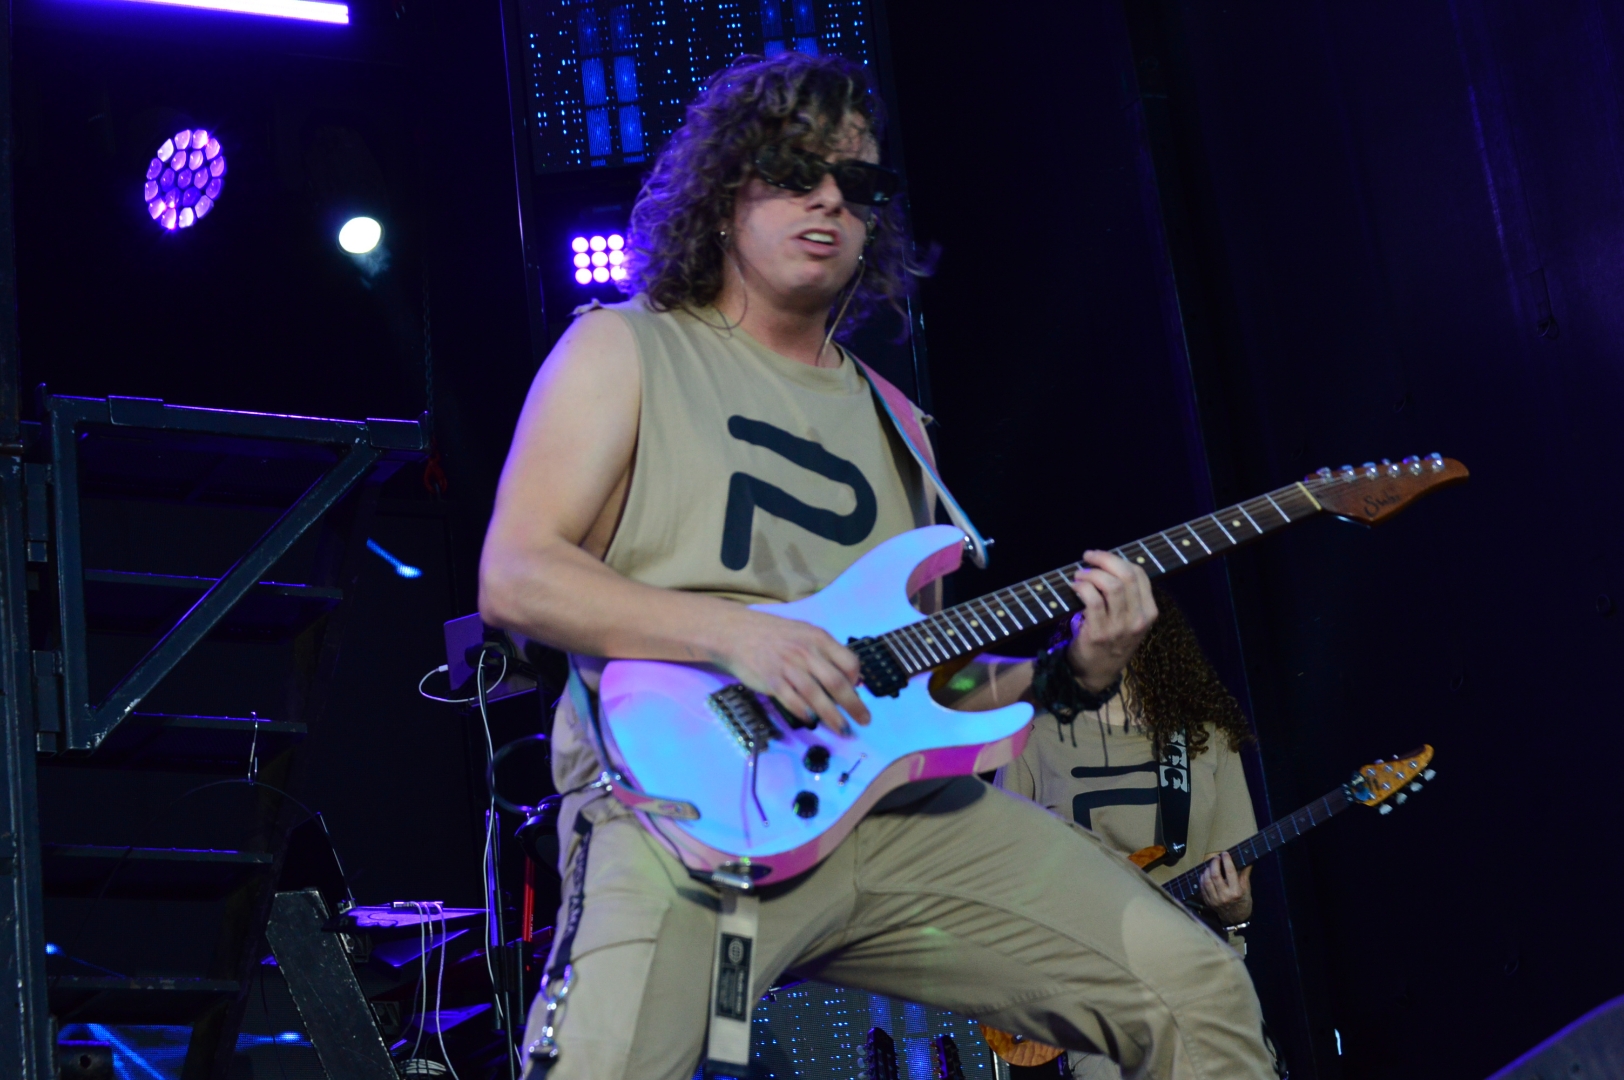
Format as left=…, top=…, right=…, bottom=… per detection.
left=1161, top=786, right=1354, bottom=903
left=873, top=477, right=1329, bottom=676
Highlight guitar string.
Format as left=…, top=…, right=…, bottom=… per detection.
left=876, top=480, right=1327, bottom=674
left=871, top=465, right=1448, bottom=677
left=1164, top=789, right=1354, bottom=900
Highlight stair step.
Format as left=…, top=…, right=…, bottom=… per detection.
left=43, top=844, right=274, bottom=900
left=83, top=568, right=342, bottom=639
left=43, top=712, right=307, bottom=772
left=49, top=975, right=242, bottom=1024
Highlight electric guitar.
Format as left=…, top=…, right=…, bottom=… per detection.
left=595, top=455, right=1467, bottom=887
left=982, top=745, right=1438, bottom=1067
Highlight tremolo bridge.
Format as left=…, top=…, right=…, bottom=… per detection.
left=707, top=684, right=780, bottom=752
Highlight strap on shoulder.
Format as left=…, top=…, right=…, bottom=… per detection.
left=854, top=359, right=990, bottom=569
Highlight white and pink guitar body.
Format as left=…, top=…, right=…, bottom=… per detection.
left=597, top=525, right=1034, bottom=887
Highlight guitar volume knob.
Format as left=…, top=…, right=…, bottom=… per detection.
left=793, top=791, right=820, bottom=818
left=803, top=745, right=831, bottom=773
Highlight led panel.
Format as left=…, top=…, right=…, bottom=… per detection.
left=571, top=232, right=626, bottom=286
left=521, top=0, right=874, bottom=173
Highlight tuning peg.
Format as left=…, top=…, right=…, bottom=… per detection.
left=1409, top=782, right=1423, bottom=792
left=1339, top=464, right=1356, bottom=480
left=1402, top=455, right=1422, bottom=475
left=1394, top=792, right=1408, bottom=805
left=1315, top=466, right=1332, bottom=479
left=1423, top=769, right=1436, bottom=780
left=1379, top=805, right=1393, bottom=815
left=1362, top=462, right=1378, bottom=479
left=1427, top=452, right=1444, bottom=471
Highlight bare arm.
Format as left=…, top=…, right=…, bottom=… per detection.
left=477, top=310, right=870, bottom=733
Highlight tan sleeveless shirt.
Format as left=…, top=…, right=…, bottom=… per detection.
left=551, top=297, right=930, bottom=812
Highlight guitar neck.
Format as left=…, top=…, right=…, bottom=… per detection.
left=1162, top=785, right=1354, bottom=903
left=875, top=479, right=1328, bottom=675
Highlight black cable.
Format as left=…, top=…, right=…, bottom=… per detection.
left=487, top=733, right=551, bottom=816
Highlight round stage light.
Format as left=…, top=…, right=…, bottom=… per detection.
left=591, top=251, right=608, bottom=268
left=608, top=250, right=624, bottom=266
left=610, top=266, right=627, bottom=282
left=592, top=266, right=610, bottom=282
left=607, top=233, right=624, bottom=250
left=571, top=236, right=589, bottom=253
left=573, top=253, right=590, bottom=269
left=575, top=268, right=593, bottom=284
left=145, top=127, right=226, bottom=232
left=589, top=235, right=607, bottom=252
left=338, top=216, right=383, bottom=255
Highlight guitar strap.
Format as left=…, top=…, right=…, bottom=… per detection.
left=854, top=359, right=990, bottom=570
left=1156, top=729, right=1191, bottom=864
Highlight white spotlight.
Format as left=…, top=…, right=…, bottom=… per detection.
left=338, top=216, right=383, bottom=255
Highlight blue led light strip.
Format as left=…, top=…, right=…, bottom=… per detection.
left=105, top=0, right=348, bottom=24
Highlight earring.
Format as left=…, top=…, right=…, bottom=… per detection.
left=719, top=229, right=729, bottom=246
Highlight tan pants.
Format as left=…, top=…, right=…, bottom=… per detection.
left=521, top=779, right=1272, bottom=1080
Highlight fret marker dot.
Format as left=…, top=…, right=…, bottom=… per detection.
left=996, top=610, right=1006, bottom=617
left=1049, top=602, right=1058, bottom=608
left=1136, top=557, right=1145, bottom=564
left=945, top=628, right=955, bottom=635
left=1182, top=539, right=1191, bottom=546
left=1231, top=520, right=1242, bottom=528
left=969, top=620, right=979, bottom=626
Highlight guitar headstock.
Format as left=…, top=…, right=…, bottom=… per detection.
left=1349, top=745, right=1436, bottom=814
left=1307, top=454, right=1469, bottom=525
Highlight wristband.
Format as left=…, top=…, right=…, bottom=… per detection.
left=1030, top=639, right=1121, bottom=720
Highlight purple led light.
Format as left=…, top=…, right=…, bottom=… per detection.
left=568, top=231, right=629, bottom=287
left=147, top=127, right=226, bottom=231
left=107, top=0, right=349, bottom=24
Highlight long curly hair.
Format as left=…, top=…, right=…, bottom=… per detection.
left=622, top=52, right=926, bottom=334
left=1122, top=589, right=1255, bottom=760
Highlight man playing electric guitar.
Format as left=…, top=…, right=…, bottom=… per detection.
left=480, top=52, right=1274, bottom=1080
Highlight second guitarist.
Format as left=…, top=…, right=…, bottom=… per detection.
left=985, top=593, right=1262, bottom=1079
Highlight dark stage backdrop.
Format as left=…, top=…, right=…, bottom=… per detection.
left=10, top=0, right=542, bottom=931
left=883, top=1, right=1624, bottom=1079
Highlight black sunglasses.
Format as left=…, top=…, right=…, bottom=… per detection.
left=753, top=144, right=902, bottom=208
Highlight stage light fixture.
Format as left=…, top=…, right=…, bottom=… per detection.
left=338, top=216, right=382, bottom=254
left=144, top=127, right=226, bottom=232
left=571, top=233, right=626, bottom=286
left=107, top=0, right=349, bottom=24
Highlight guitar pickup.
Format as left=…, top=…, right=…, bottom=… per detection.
left=708, top=684, right=781, bottom=753
left=849, top=636, right=908, bottom=698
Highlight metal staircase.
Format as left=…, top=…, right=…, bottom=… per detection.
left=22, top=394, right=425, bottom=1077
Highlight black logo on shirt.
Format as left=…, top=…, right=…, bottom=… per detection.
left=1070, top=761, right=1158, bottom=831
left=720, top=415, right=877, bottom=571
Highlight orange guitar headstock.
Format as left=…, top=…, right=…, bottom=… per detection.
left=1350, top=745, right=1436, bottom=814
left=1307, top=454, right=1468, bottom=525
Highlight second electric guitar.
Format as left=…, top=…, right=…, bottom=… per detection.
left=594, top=456, right=1467, bottom=886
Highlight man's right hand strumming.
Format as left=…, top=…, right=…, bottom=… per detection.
left=708, top=608, right=871, bottom=737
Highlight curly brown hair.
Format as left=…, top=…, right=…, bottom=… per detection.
left=622, top=52, right=926, bottom=334
left=1122, top=589, right=1255, bottom=760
